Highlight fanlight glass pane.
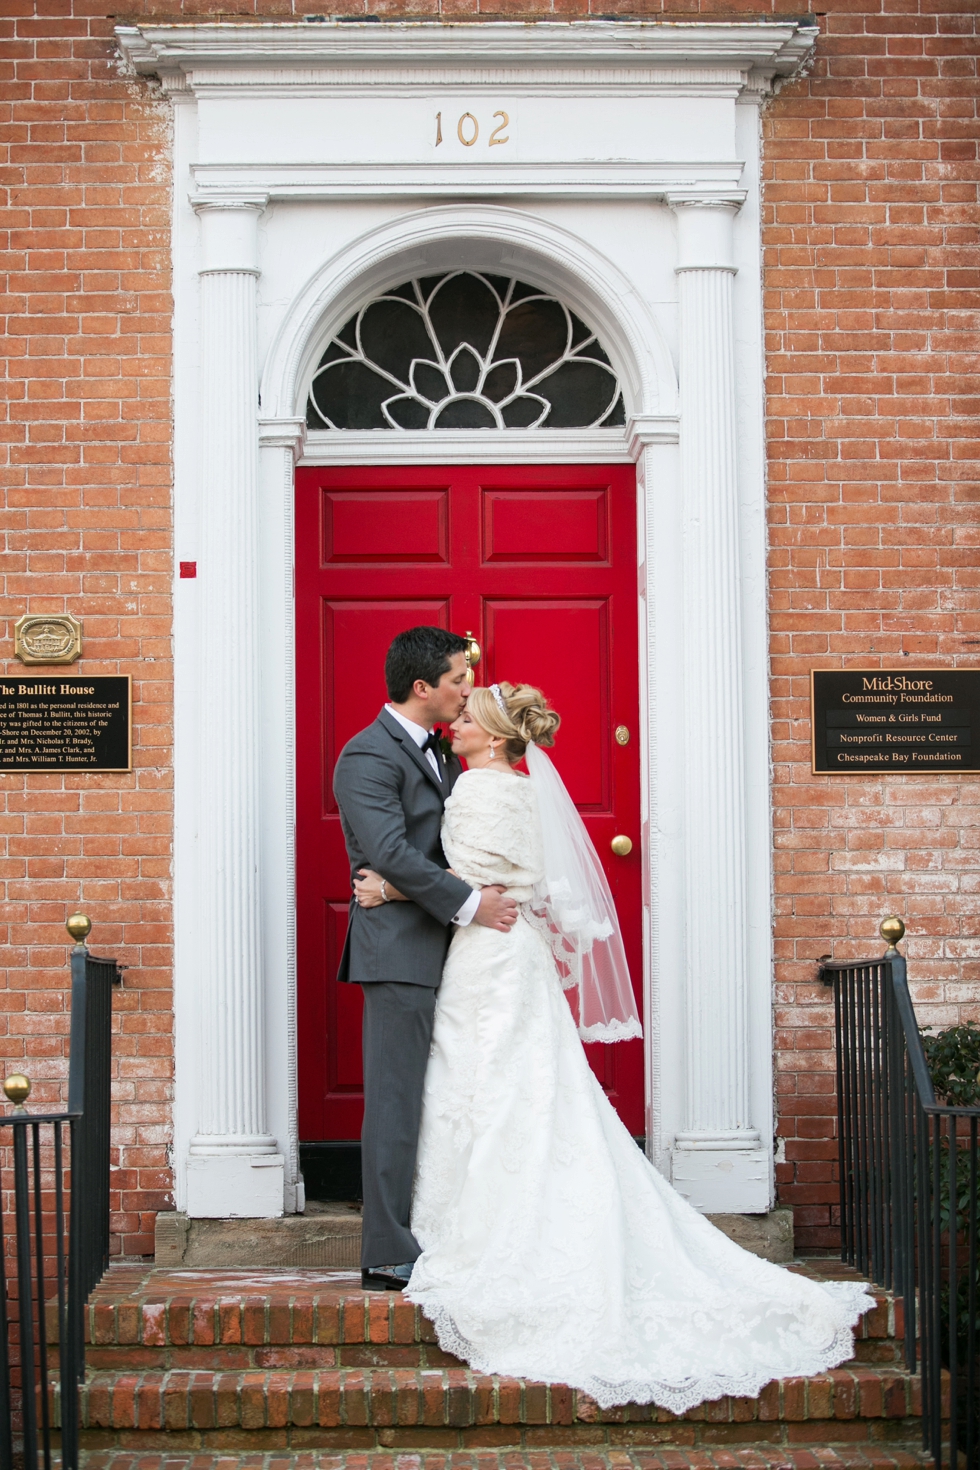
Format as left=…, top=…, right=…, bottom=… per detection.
left=307, top=272, right=623, bottom=432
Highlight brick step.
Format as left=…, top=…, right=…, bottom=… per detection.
left=65, top=1363, right=928, bottom=1452
left=79, top=1446, right=934, bottom=1469
left=70, top=1266, right=907, bottom=1375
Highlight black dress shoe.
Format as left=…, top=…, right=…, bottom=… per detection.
left=361, top=1262, right=414, bottom=1292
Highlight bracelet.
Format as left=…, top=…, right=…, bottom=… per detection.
left=380, top=879, right=390, bottom=903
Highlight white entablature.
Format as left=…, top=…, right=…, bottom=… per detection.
left=118, top=18, right=816, bottom=83
left=117, top=17, right=815, bottom=1222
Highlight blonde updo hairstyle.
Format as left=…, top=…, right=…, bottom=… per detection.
left=466, top=682, right=560, bottom=764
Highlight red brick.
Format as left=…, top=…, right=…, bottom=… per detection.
left=4, top=0, right=978, bottom=1268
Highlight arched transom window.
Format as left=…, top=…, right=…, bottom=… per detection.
left=306, top=271, right=624, bottom=432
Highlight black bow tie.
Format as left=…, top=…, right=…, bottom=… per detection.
left=422, top=728, right=443, bottom=755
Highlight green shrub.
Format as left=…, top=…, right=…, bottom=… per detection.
left=919, top=1021, right=980, bottom=1449
left=921, top=1021, right=980, bottom=1109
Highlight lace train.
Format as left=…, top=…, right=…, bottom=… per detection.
left=419, top=1290, right=871, bottom=1416
left=407, top=915, right=871, bottom=1414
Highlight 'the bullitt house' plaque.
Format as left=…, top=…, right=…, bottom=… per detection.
left=0, top=677, right=131, bottom=772
left=811, top=669, right=980, bottom=774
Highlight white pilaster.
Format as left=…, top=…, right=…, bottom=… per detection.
left=669, top=196, right=768, bottom=1212
left=259, top=417, right=308, bottom=1217
left=186, top=196, right=284, bottom=1218
left=129, top=14, right=813, bottom=1223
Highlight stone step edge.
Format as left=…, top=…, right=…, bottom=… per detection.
left=72, top=1451, right=936, bottom=1469
left=64, top=1365, right=929, bottom=1433
left=77, top=1292, right=902, bottom=1352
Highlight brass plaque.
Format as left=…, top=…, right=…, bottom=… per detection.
left=0, top=676, right=131, bottom=772
left=14, top=613, right=82, bottom=666
left=811, top=669, right=980, bottom=774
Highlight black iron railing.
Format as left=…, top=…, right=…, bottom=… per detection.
left=0, top=1099, right=77, bottom=1470
left=67, top=926, right=118, bottom=1304
left=0, top=914, right=120, bottom=1470
left=822, top=917, right=979, bottom=1470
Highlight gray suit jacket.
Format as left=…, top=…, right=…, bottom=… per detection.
left=332, top=708, right=474, bottom=987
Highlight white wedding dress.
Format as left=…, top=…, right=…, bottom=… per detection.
left=406, top=767, right=871, bottom=1413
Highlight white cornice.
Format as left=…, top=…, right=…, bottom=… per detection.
left=190, top=160, right=747, bottom=204
left=116, top=20, right=818, bottom=93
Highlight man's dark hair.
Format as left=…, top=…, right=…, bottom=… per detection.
left=385, top=627, right=468, bottom=703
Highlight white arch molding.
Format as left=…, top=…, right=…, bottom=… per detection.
left=258, top=205, right=679, bottom=465
left=255, top=207, right=675, bottom=1220
left=152, top=17, right=794, bottom=1224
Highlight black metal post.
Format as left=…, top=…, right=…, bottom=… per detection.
left=55, top=1119, right=79, bottom=1470
left=824, top=922, right=980, bottom=1470
left=12, top=1121, right=38, bottom=1470
left=0, top=1128, right=12, bottom=1470
left=0, top=917, right=119, bottom=1470
left=31, top=1121, right=53, bottom=1470
left=968, top=1114, right=978, bottom=1470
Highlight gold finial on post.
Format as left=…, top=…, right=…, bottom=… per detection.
left=3, top=1074, right=31, bottom=1113
left=880, top=915, right=905, bottom=955
left=66, top=913, right=91, bottom=949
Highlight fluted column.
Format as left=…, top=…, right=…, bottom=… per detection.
left=186, top=195, right=283, bottom=1217
left=669, top=196, right=765, bottom=1211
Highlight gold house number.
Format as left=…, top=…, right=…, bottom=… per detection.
left=435, top=111, right=510, bottom=147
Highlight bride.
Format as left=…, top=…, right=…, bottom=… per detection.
left=353, top=680, right=871, bottom=1414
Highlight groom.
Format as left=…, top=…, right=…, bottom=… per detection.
left=333, top=626, right=518, bottom=1291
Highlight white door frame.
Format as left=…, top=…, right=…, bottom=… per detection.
left=118, top=18, right=816, bottom=1219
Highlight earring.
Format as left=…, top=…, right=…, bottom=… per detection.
left=489, top=744, right=496, bottom=760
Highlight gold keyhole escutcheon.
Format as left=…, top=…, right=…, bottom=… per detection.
left=615, top=725, right=630, bottom=746
left=610, top=835, right=633, bottom=857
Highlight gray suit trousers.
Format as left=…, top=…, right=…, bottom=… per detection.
left=360, top=980, right=437, bottom=1269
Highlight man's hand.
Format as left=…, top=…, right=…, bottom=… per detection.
left=353, top=869, right=406, bottom=908
left=474, top=884, right=518, bottom=932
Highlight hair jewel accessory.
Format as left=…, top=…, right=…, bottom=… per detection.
left=489, top=683, right=507, bottom=715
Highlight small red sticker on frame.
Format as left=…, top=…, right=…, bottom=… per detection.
left=179, top=562, right=197, bottom=579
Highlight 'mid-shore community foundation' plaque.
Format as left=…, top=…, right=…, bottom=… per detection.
left=811, top=669, right=980, bottom=775
left=0, top=676, right=131, bottom=772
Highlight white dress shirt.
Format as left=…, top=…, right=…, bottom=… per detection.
left=384, top=705, right=480, bottom=927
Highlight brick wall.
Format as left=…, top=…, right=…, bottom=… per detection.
left=763, top=1, right=980, bottom=1250
left=0, top=1, right=174, bottom=1257
left=1, top=0, right=977, bottom=1256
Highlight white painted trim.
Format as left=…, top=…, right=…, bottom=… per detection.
left=145, top=15, right=809, bottom=1218
left=117, top=19, right=818, bottom=82
left=187, top=201, right=282, bottom=1217
left=258, top=419, right=680, bottom=466
left=191, top=161, right=748, bottom=202
left=258, top=441, right=302, bottom=1215
left=172, top=89, right=201, bottom=1216
left=734, top=90, right=776, bottom=1211
left=258, top=205, right=679, bottom=428
left=293, top=426, right=677, bottom=468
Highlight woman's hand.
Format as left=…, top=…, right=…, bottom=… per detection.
left=354, top=869, right=406, bottom=908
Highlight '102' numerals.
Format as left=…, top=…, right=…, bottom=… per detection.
left=435, top=111, right=510, bottom=148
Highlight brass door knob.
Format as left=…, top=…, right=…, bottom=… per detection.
left=463, top=631, right=481, bottom=685
left=610, top=835, right=633, bottom=857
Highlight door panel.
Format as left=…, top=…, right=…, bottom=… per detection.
left=296, top=464, right=642, bottom=1145
left=323, top=487, right=450, bottom=565
left=486, top=599, right=610, bottom=812
left=482, top=488, right=608, bottom=563
left=320, top=599, right=449, bottom=812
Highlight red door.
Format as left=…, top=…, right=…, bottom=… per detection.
left=296, top=463, right=643, bottom=1158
